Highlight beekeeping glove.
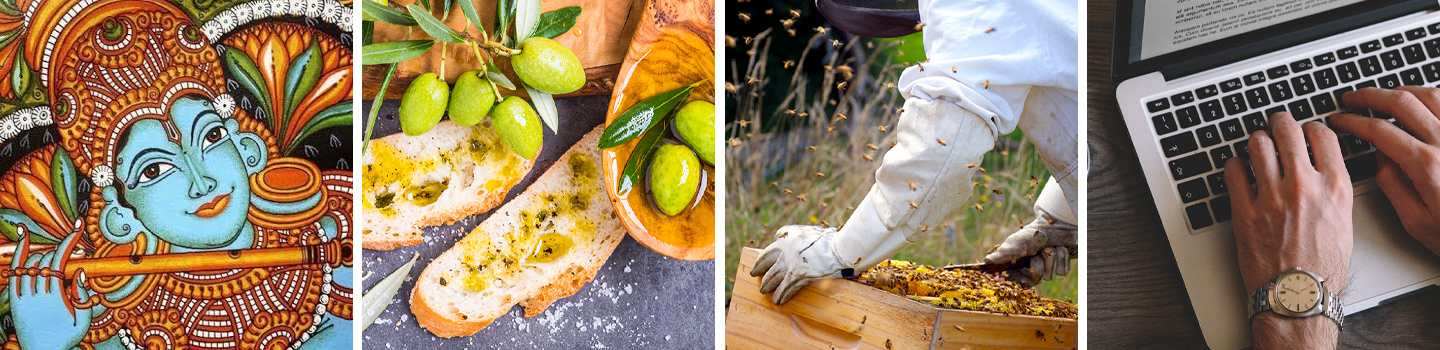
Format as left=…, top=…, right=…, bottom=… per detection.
left=751, top=98, right=995, bottom=305
left=984, top=179, right=1078, bottom=286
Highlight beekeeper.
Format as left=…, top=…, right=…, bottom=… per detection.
left=751, top=0, right=1079, bottom=305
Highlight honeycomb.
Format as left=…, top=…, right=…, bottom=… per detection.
left=859, top=260, right=1077, bottom=318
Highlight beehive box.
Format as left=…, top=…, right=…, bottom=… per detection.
left=727, top=248, right=1077, bottom=349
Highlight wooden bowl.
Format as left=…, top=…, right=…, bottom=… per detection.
left=600, top=0, right=714, bottom=261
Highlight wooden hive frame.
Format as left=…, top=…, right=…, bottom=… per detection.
left=727, top=248, right=1077, bottom=349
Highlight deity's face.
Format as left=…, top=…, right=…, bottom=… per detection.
left=111, top=96, right=255, bottom=249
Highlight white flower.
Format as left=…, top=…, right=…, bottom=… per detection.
left=90, top=165, right=114, bottom=187
left=213, top=94, right=236, bottom=119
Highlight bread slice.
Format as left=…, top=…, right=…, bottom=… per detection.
left=361, top=120, right=537, bottom=250
left=411, top=125, right=625, bottom=337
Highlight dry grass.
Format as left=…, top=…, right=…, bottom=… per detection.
left=724, top=29, right=1076, bottom=305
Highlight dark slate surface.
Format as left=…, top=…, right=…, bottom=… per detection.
left=360, top=96, right=715, bottom=349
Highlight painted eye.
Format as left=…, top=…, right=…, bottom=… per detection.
left=202, top=126, right=228, bottom=148
left=138, top=162, right=174, bottom=184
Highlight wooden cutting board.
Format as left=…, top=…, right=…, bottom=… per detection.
left=362, top=0, right=646, bottom=100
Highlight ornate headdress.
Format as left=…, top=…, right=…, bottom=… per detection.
left=23, top=0, right=240, bottom=188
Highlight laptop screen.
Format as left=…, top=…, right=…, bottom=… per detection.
left=1131, top=0, right=1366, bottom=61
left=1112, top=0, right=1435, bottom=80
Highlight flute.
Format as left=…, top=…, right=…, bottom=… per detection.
left=0, top=237, right=350, bottom=281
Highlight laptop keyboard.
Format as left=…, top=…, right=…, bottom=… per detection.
left=1143, top=22, right=1440, bottom=232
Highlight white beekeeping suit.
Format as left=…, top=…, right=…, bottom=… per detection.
left=751, top=0, right=1079, bottom=305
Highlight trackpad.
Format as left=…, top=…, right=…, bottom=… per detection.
left=1346, top=189, right=1440, bottom=310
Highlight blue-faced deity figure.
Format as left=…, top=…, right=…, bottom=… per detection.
left=0, top=0, right=355, bottom=348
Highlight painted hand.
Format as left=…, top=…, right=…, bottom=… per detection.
left=983, top=209, right=1077, bottom=286
left=1334, top=86, right=1440, bottom=256
left=749, top=225, right=848, bottom=305
left=9, top=227, right=92, bottom=350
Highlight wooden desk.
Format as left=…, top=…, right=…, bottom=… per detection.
left=1086, top=0, right=1440, bottom=348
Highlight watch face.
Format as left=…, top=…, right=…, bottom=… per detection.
left=1275, top=272, right=1321, bottom=313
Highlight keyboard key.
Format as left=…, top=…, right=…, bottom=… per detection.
left=1290, top=59, right=1313, bottom=73
left=1338, top=46, right=1360, bottom=59
left=1335, top=86, right=1355, bottom=107
left=1430, top=22, right=1440, bottom=34
left=1357, top=80, right=1378, bottom=90
left=1197, top=125, right=1222, bottom=147
left=1268, top=81, right=1293, bottom=101
left=1171, top=91, right=1195, bottom=106
left=1244, top=72, right=1267, bottom=85
left=1212, top=196, right=1232, bottom=223
left=1219, top=119, right=1245, bottom=140
left=1337, top=62, right=1362, bottom=82
left=1347, top=152, right=1378, bottom=181
left=1242, top=112, right=1268, bottom=134
left=1315, top=52, right=1337, bottom=66
left=1177, top=178, right=1210, bottom=203
left=1267, top=65, right=1289, bottom=79
left=1170, top=153, right=1213, bottom=180
left=1404, top=44, right=1427, bottom=65
left=1311, top=93, right=1337, bottom=114
left=1381, top=50, right=1405, bottom=70
left=1147, top=98, right=1171, bottom=113
left=1153, top=112, right=1178, bottom=135
left=1265, top=106, right=1287, bottom=119
left=1291, top=74, right=1316, bottom=95
left=1195, top=85, right=1220, bottom=99
left=1210, top=146, right=1235, bottom=167
left=1161, top=131, right=1199, bottom=158
left=1177, top=106, right=1202, bottom=128
left=1378, top=73, right=1401, bottom=89
left=1187, top=203, right=1214, bottom=229
left=1361, top=40, right=1383, bottom=53
left=1359, top=56, right=1383, bottom=76
left=1288, top=99, right=1314, bottom=120
left=1384, top=34, right=1405, bottom=47
left=1408, top=27, right=1429, bottom=41
left=1424, top=62, right=1440, bottom=82
left=1235, top=140, right=1251, bottom=159
left=1199, top=100, right=1224, bottom=121
left=1245, top=87, right=1270, bottom=109
left=1427, top=38, right=1440, bottom=58
left=1402, top=67, right=1425, bottom=86
left=1207, top=172, right=1229, bottom=195
left=1222, top=93, right=1248, bottom=115
left=1314, top=68, right=1339, bottom=89
left=1344, top=134, right=1373, bottom=153
left=1220, top=78, right=1244, bottom=92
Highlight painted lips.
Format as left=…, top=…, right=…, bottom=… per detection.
left=194, top=193, right=230, bottom=218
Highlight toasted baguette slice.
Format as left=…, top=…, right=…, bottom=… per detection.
left=361, top=120, right=537, bottom=250
left=411, top=125, right=624, bottom=337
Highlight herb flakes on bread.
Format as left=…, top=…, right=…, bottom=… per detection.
left=362, top=120, right=537, bottom=250
left=411, top=125, right=624, bottom=337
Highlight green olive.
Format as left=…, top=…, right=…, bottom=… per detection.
left=399, top=73, right=449, bottom=136
left=448, top=70, right=496, bottom=127
left=674, top=101, right=715, bottom=165
left=491, top=96, right=543, bottom=159
left=649, top=144, right=700, bottom=216
left=512, top=37, right=585, bottom=94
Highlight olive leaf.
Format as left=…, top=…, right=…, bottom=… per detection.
left=495, top=0, right=516, bottom=43
left=457, top=0, right=486, bottom=35
left=486, top=69, right=516, bottom=90
left=363, top=63, right=401, bottom=153
left=362, top=20, right=374, bottom=45
left=618, top=118, right=670, bottom=195
left=437, top=0, right=453, bottom=16
left=523, top=83, right=559, bottom=133
left=362, top=40, right=436, bottom=65
left=598, top=81, right=700, bottom=149
left=361, top=253, right=419, bottom=331
left=513, top=0, right=541, bottom=42
left=533, top=6, right=582, bottom=39
left=407, top=4, right=465, bottom=43
left=361, top=0, right=417, bottom=26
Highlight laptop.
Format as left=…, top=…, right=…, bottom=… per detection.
left=1111, top=0, right=1440, bottom=348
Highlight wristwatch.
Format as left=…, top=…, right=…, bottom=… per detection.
left=1247, top=268, right=1344, bottom=330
